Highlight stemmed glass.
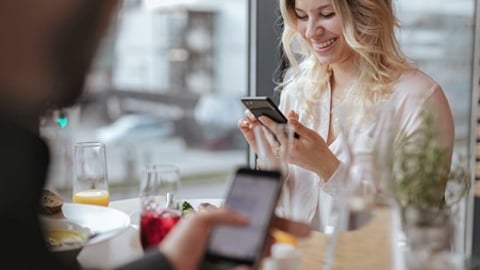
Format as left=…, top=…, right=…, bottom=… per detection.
left=323, top=105, right=379, bottom=270
left=139, top=164, right=181, bottom=251
left=253, top=123, right=295, bottom=218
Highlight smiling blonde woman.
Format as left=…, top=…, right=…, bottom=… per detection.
left=238, top=0, right=454, bottom=231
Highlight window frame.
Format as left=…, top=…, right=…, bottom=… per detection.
left=469, top=0, right=480, bottom=259
left=248, top=0, right=284, bottom=166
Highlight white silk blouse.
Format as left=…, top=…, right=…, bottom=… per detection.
left=276, top=69, right=455, bottom=231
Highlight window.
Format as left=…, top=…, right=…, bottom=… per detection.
left=396, top=0, right=475, bottom=153
left=40, top=0, right=250, bottom=200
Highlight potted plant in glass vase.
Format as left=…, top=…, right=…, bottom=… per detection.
left=374, top=107, right=470, bottom=269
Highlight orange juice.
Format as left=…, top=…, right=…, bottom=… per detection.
left=73, top=189, right=110, bottom=206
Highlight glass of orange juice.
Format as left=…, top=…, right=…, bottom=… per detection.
left=72, top=142, right=110, bottom=207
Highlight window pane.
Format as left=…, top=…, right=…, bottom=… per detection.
left=396, top=0, right=475, bottom=152
left=40, top=0, right=249, bottom=200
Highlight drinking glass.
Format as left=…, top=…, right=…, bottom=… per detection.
left=139, top=164, right=181, bottom=251
left=72, top=142, right=110, bottom=206
left=253, top=123, right=295, bottom=221
left=323, top=104, right=378, bottom=270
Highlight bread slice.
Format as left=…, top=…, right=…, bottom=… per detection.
left=40, top=189, right=64, bottom=215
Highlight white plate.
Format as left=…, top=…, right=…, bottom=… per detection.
left=43, top=203, right=131, bottom=245
left=183, top=198, right=224, bottom=211
left=114, top=197, right=225, bottom=227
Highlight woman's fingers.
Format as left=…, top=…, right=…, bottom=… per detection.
left=238, top=118, right=259, bottom=153
left=257, top=116, right=295, bottom=156
left=286, top=110, right=299, bottom=121
left=254, top=125, right=278, bottom=158
left=258, top=115, right=277, bottom=130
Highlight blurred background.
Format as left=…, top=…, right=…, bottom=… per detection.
left=41, top=0, right=249, bottom=200
left=39, top=0, right=477, bottom=235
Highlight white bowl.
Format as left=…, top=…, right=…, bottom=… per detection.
left=41, top=217, right=92, bottom=266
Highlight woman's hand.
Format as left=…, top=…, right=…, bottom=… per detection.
left=238, top=108, right=339, bottom=180
left=237, top=109, right=289, bottom=171
left=259, top=111, right=340, bottom=181
left=237, top=109, right=262, bottom=154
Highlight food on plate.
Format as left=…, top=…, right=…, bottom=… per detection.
left=181, top=200, right=195, bottom=216
left=40, top=189, right=64, bottom=215
left=41, top=218, right=93, bottom=265
left=179, top=200, right=220, bottom=215
left=46, top=228, right=89, bottom=249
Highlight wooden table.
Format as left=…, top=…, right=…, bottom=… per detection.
left=78, top=198, right=402, bottom=270
left=298, top=208, right=401, bottom=270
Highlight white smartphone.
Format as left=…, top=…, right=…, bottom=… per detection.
left=200, top=167, right=284, bottom=270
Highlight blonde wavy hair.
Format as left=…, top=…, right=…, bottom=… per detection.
left=277, top=0, right=413, bottom=123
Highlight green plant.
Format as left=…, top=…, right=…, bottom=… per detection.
left=392, top=109, right=450, bottom=209
left=376, top=108, right=469, bottom=211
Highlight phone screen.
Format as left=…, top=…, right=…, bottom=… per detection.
left=204, top=169, right=282, bottom=265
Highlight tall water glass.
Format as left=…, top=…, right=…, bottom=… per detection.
left=322, top=104, right=377, bottom=270
left=139, top=164, right=181, bottom=251
left=253, top=123, right=295, bottom=220
left=72, top=142, right=110, bottom=206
